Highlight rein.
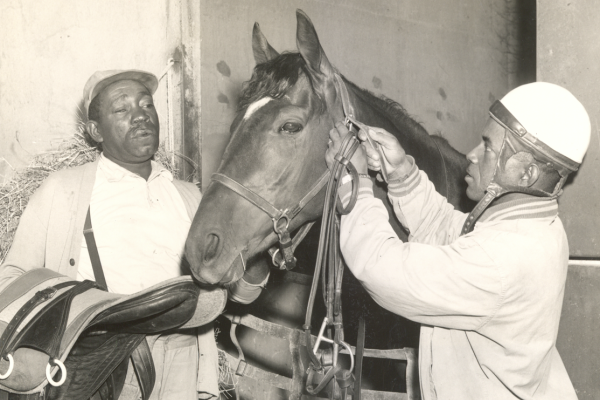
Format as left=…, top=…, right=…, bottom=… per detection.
left=211, top=170, right=330, bottom=270
left=299, top=73, right=368, bottom=399
left=303, top=128, right=361, bottom=398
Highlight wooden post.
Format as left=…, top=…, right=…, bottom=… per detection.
left=165, top=0, right=201, bottom=184
left=180, top=0, right=202, bottom=184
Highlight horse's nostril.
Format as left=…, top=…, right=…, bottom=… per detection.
left=203, top=233, right=221, bottom=263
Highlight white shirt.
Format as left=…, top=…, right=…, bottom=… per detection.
left=77, top=154, right=192, bottom=294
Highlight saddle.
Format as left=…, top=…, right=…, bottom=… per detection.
left=0, top=268, right=226, bottom=399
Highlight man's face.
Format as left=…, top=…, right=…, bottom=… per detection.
left=93, top=80, right=159, bottom=164
left=464, top=119, right=505, bottom=201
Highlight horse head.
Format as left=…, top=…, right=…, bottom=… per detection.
left=186, top=10, right=346, bottom=285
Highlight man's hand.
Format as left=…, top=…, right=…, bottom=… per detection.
left=358, top=127, right=412, bottom=177
left=325, top=121, right=368, bottom=174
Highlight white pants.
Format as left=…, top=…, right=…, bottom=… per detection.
left=119, top=331, right=199, bottom=400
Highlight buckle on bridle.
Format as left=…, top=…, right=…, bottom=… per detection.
left=272, top=213, right=297, bottom=270
left=272, top=212, right=290, bottom=235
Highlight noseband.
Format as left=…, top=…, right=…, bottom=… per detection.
left=211, top=171, right=330, bottom=270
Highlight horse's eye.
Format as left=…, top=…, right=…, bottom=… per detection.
left=279, top=122, right=303, bottom=134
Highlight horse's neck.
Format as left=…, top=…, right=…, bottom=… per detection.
left=346, top=81, right=471, bottom=211
left=348, top=82, right=429, bottom=155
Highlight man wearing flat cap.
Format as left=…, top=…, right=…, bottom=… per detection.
left=0, top=70, right=222, bottom=399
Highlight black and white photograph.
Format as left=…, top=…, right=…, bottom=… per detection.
left=0, top=1, right=598, bottom=399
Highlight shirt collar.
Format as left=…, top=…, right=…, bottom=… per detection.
left=478, top=196, right=558, bottom=224
left=98, top=153, right=173, bottom=183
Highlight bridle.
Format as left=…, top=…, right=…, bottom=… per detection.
left=210, top=73, right=361, bottom=271
left=211, top=72, right=365, bottom=398
left=211, top=169, right=329, bottom=271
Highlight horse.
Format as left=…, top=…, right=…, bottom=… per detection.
left=185, top=9, right=473, bottom=399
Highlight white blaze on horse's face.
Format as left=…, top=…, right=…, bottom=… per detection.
left=243, top=97, right=273, bottom=121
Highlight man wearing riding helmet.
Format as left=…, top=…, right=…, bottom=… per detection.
left=326, top=82, right=590, bottom=399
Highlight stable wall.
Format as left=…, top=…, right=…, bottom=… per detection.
left=200, top=0, right=515, bottom=188
left=538, top=2, right=600, bottom=399
left=537, top=1, right=600, bottom=258
left=0, top=0, right=179, bottom=171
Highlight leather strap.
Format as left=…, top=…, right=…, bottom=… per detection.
left=0, top=281, right=77, bottom=359
left=83, top=207, right=108, bottom=291
left=333, top=73, right=355, bottom=120
left=354, top=317, right=366, bottom=400
left=230, top=316, right=247, bottom=376
left=83, top=207, right=155, bottom=400
left=211, top=174, right=281, bottom=219
left=131, top=340, right=156, bottom=400
left=212, top=171, right=330, bottom=222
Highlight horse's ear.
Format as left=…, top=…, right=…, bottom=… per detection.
left=252, top=23, right=279, bottom=65
left=295, top=9, right=335, bottom=82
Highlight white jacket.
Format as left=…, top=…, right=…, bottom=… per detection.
left=339, top=160, right=576, bottom=400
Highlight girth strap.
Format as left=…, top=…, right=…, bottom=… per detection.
left=131, top=339, right=155, bottom=400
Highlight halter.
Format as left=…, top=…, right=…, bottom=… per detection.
left=210, top=72, right=365, bottom=271
left=213, top=72, right=365, bottom=398
left=211, top=170, right=330, bottom=270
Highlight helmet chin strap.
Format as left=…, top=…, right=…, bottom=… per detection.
left=462, top=100, right=582, bottom=236
left=460, top=131, right=564, bottom=236
left=461, top=182, right=509, bottom=235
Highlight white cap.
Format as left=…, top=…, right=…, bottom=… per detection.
left=499, top=82, right=591, bottom=164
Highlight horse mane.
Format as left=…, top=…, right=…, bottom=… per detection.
left=342, top=78, right=433, bottom=139
left=239, top=52, right=460, bottom=158
left=239, top=52, right=325, bottom=113
left=343, top=77, right=468, bottom=164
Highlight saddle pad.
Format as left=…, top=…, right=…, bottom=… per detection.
left=0, top=269, right=226, bottom=394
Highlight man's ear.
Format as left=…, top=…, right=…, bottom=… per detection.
left=86, top=121, right=103, bottom=143
left=518, top=163, right=540, bottom=187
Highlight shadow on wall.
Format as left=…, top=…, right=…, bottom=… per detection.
left=499, top=0, right=536, bottom=87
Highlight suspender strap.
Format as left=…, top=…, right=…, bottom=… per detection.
left=82, top=207, right=155, bottom=400
left=83, top=207, right=108, bottom=291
